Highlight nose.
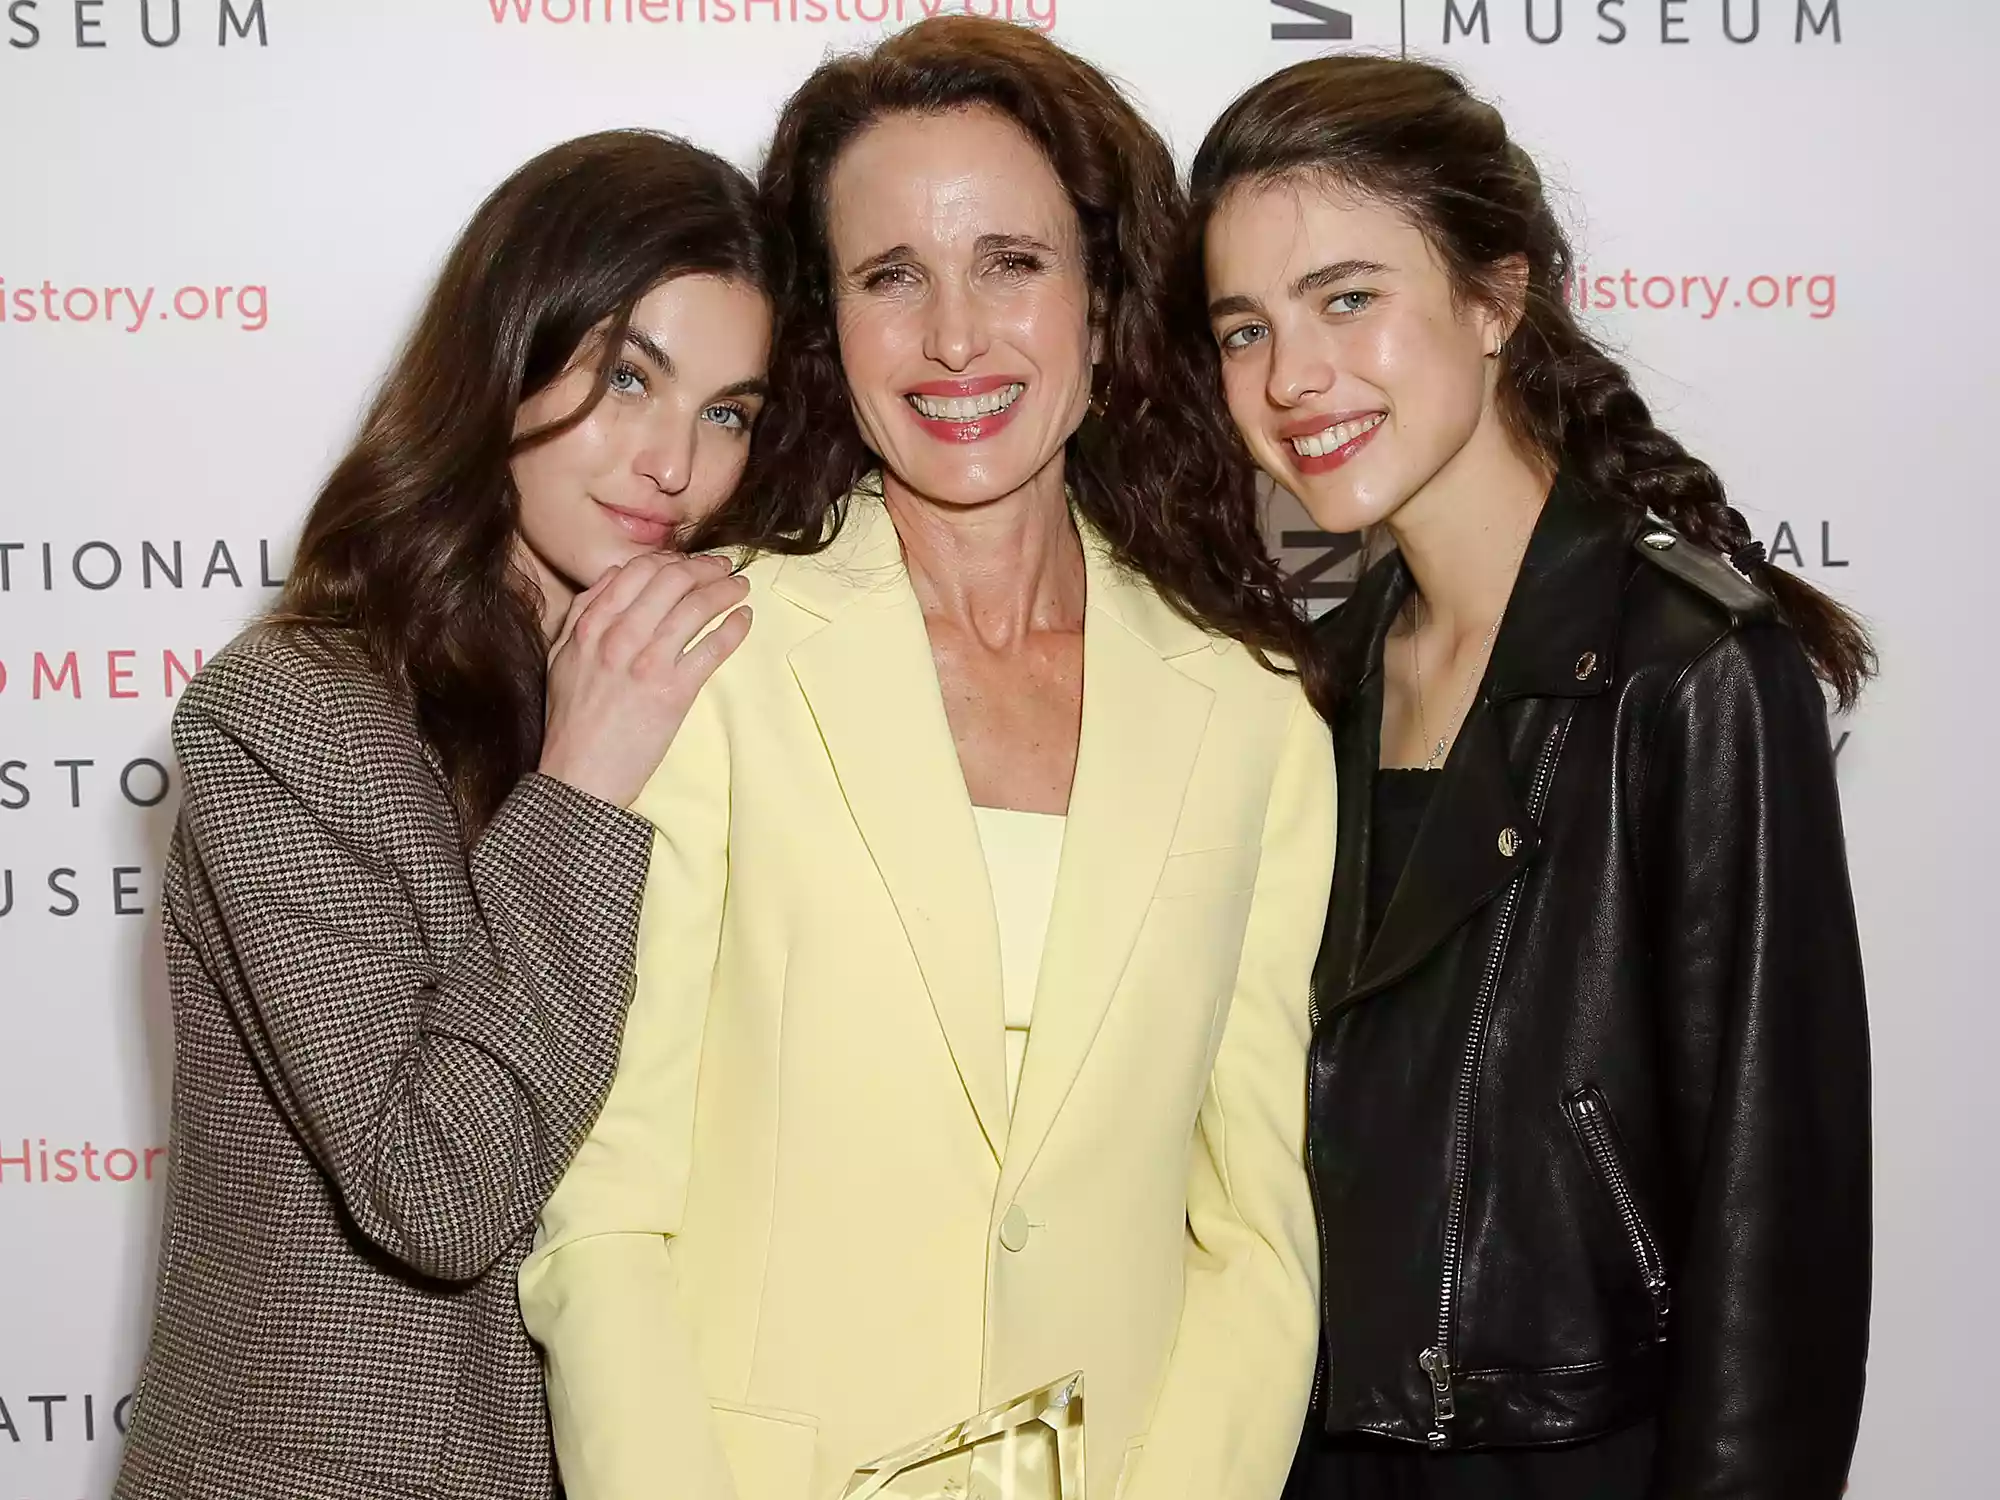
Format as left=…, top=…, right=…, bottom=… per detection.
left=633, top=410, right=696, bottom=496
left=1266, top=328, right=1336, bottom=409
left=922, top=277, right=988, bottom=372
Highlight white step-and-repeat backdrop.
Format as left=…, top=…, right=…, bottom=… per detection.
left=2, top=2, right=1992, bottom=1497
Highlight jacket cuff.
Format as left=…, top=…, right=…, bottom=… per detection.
left=479, top=772, right=654, bottom=915
left=464, top=773, right=656, bottom=998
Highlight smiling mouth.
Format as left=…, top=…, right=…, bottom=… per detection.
left=1289, top=412, right=1385, bottom=458
left=906, top=383, right=1025, bottom=422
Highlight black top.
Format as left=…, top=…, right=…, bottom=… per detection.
left=1289, top=1419, right=1656, bottom=1500
left=1364, top=768, right=1440, bottom=951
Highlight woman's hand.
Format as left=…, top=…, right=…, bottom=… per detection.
left=537, top=553, right=751, bottom=808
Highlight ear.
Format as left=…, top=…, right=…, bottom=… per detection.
left=1480, top=253, right=1531, bottom=357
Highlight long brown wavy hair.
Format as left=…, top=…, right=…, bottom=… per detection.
left=699, top=16, right=1323, bottom=708
left=274, top=130, right=767, bottom=835
left=1184, top=55, right=1874, bottom=710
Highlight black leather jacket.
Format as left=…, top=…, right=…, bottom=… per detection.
left=1302, top=475, right=1871, bottom=1496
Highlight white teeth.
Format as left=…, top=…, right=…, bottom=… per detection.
left=906, top=383, right=1024, bottom=422
left=1289, top=412, right=1385, bottom=459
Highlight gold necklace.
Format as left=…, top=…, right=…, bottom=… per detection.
left=1409, top=517, right=1536, bottom=771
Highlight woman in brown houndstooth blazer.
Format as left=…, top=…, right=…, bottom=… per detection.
left=113, top=132, right=773, bottom=1500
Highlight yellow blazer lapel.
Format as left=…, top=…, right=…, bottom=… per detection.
left=1001, top=534, right=1217, bottom=1191
left=777, top=494, right=1012, bottom=1162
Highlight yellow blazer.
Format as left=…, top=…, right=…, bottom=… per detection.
left=519, top=487, right=1336, bottom=1500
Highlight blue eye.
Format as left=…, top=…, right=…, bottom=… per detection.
left=1327, top=290, right=1374, bottom=316
left=702, top=403, right=750, bottom=432
left=1218, top=322, right=1268, bottom=353
left=609, top=362, right=648, bottom=396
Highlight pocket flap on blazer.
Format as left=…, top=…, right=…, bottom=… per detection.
left=711, top=1400, right=819, bottom=1500
left=1153, top=844, right=1262, bottom=900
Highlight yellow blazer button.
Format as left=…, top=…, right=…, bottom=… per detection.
left=999, top=1204, right=1032, bottom=1252
left=1498, top=827, right=1523, bottom=858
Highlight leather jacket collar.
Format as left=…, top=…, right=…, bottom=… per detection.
left=1330, top=470, right=1642, bottom=703
left=1315, top=473, right=1646, bottom=1015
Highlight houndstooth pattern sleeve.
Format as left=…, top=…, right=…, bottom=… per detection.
left=167, top=633, right=655, bottom=1284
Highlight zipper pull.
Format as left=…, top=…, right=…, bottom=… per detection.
left=1418, top=1346, right=1455, bottom=1449
left=1646, top=1275, right=1672, bottom=1337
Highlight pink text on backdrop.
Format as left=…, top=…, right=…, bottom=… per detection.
left=487, top=0, right=1060, bottom=33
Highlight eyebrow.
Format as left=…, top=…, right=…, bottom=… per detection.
left=1207, top=258, right=1393, bottom=321
left=846, top=243, right=915, bottom=281
left=1293, top=258, right=1391, bottom=295
left=621, top=324, right=674, bottom=377
left=977, top=232, right=1058, bottom=257
left=618, top=327, right=767, bottom=401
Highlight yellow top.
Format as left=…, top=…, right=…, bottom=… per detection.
left=971, top=805, right=1067, bottom=1110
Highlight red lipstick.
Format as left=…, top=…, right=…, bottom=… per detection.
left=1283, top=411, right=1386, bottom=476
left=903, top=376, right=1028, bottom=444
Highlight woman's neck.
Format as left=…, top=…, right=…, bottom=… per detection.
left=1385, top=418, right=1553, bottom=647
left=882, top=456, right=1086, bottom=646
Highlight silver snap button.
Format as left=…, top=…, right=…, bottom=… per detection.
left=1574, top=651, right=1598, bottom=681
left=1642, top=529, right=1676, bottom=550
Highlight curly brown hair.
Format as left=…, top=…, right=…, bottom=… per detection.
left=698, top=16, right=1323, bottom=708
left=1185, top=54, right=1874, bottom=709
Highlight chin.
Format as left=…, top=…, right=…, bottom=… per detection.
left=1271, top=460, right=1408, bottom=537
left=893, top=454, right=1042, bottom=510
left=569, top=542, right=647, bottom=589
left=1272, top=480, right=1363, bottom=537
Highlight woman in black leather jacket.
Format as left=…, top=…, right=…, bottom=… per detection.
left=1183, top=56, right=1874, bottom=1500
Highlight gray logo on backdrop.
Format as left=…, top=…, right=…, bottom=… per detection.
left=1270, top=2, right=1845, bottom=47
left=1271, top=0, right=1352, bottom=40
left=1435, top=0, right=1841, bottom=44
left=5, top=1, right=269, bottom=50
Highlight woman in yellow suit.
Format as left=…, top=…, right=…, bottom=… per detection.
left=520, top=20, right=1336, bottom=1500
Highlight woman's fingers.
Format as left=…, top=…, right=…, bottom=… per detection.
left=536, top=554, right=751, bottom=809
left=631, top=574, right=753, bottom=682
left=675, top=605, right=753, bottom=692
left=596, top=553, right=733, bottom=660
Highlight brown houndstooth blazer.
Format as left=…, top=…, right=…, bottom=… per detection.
left=114, top=625, right=653, bottom=1500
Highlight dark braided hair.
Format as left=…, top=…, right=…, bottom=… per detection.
left=694, top=15, right=1328, bottom=715
left=1183, top=54, right=1873, bottom=709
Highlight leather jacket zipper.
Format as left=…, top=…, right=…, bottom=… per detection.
left=1420, top=717, right=1569, bottom=1450
left=1565, top=1086, right=1671, bottom=1338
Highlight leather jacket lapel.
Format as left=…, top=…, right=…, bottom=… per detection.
left=1343, top=698, right=1541, bottom=1008
left=1315, top=474, right=1634, bottom=1017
